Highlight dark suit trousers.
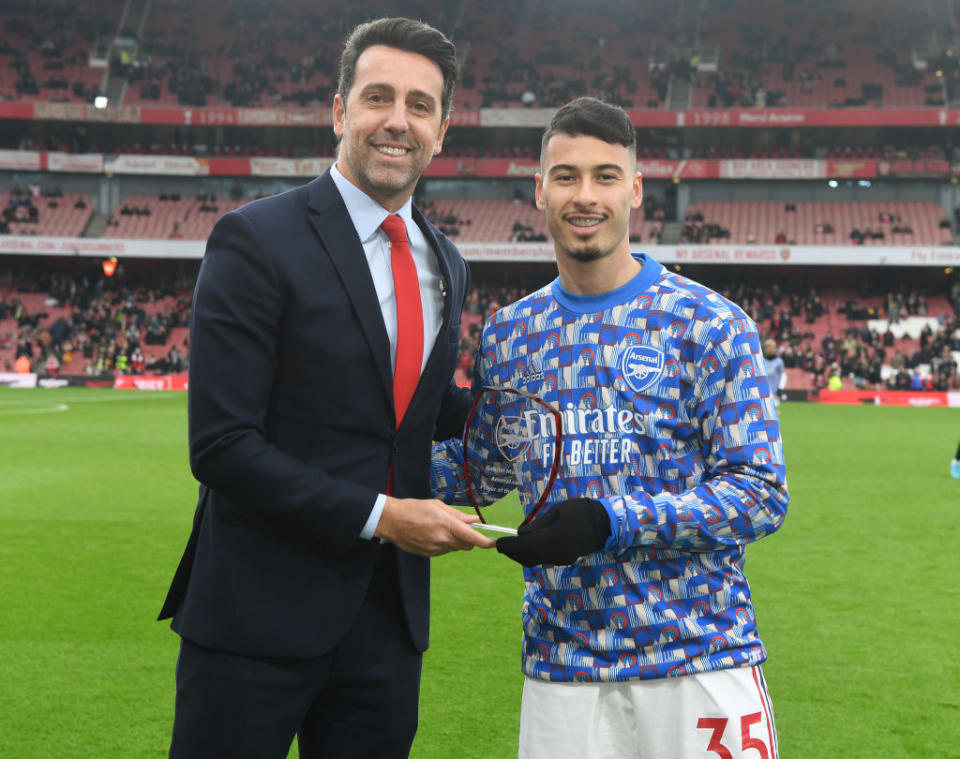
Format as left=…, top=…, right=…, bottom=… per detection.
left=169, top=545, right=422, bottom=759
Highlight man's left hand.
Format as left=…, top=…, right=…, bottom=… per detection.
left=495, top=498, right=610, bottom=567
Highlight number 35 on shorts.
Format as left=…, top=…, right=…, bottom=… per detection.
left=697, top=713, right=777, bottom=759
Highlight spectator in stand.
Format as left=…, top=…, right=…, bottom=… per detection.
left=130, top=347, right=145, bottom=374
left=827, top=365, right=843, bottom=390
left=909, top=367, right=926, bottom=390
left=763, top=338, right=786, bottom=406
left=167, top=344, right=186, bottom=373
left=14, top=334, right=33, bottom=359
left=644, top=195, right=666, bottom=221
left=932, top=344, right=957, bottom=387
left=43, top=352, right=59, bottom=376
left=890, top=364, right=911, bottom=389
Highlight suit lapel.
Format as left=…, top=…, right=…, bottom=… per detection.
left=306, top=173, right=394, bottom=402
left=413, top=207, right=456, bottom=349
left=409, top=208, right=458, bottom=412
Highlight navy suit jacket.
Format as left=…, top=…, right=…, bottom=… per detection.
left=158, top=170, right=471, bottom=657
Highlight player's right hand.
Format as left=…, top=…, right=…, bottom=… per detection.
left=375, top=496, right=495, bottom=556
left=496, top=498, right=610, bottom=566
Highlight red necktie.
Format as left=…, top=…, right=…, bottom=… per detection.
left=381, top=214, right=424, bottom=426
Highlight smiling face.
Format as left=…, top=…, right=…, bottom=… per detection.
left=535, top=133, right=642, bottom=265
left=333, top=44, right=449, bottom=211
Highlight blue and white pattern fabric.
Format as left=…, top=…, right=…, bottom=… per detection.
left=431, top=253, right=788, bottom=683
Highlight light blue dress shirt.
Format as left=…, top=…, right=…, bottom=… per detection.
left=329, top=163, right=444, bottom=539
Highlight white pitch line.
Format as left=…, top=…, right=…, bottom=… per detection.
left=0, top=393, right=179, bottom=406
left=40, top=394, right=180, bottom=403
left=0, top=403, right=69, bottom=415
left=0, top=390, right=184, bottom=415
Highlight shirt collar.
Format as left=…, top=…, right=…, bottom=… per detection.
left=330, top=162, right=415, bottom=243
left=550, top=254, right=665, bottom=313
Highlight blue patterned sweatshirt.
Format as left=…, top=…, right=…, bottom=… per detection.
left=431, top=254, right=788, bottom=682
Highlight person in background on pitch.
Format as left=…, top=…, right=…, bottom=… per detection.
left=158, top=17, right=493, bottom=759
left=763, top=337, right=786, bottom=407
left=432, top=97, right=788, bottom=758
left=950, top=439, right=960, bottom=478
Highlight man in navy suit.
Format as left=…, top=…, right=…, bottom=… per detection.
left=159, top=17, right=493, bottom=758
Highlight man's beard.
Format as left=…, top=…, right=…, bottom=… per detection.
left=354, top=158, right=418, bottom=198
left=566, top=245, right=606, bottom=262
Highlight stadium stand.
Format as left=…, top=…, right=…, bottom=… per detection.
left=124, top=0, right=460, bottom=108
left=452, top=0, right=672, bottom=109
left=103, top=194, right=251, bottom=239
left=423, top=199, right=660, bottom=244
left=686, top=201, right=954, bottom=246
left=8, top=269, right=955, bottom=391
left=0, top=1, right=121, bottom=103
left=0, top=276, right=192, bottom=376
left=0, top=0, right=958, bottom=398
left=126, top=0, right=327, bottom=107
left=693, top=0, right=942, bottom=109
left=0, top=191, right=93, bottom=237
left=0, top=0, right=949, bottom=114
left=450, top=279, right=960, bottom=389
left=115, top=0, right=673, bottom=109
left=92, top=194, right=663, bottom=244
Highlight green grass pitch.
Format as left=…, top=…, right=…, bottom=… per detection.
left=0, top=387, right=957, bottom=758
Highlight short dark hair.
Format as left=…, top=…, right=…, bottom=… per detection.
left=338, top=17, right=459, bottom=121
left=540, top=97, right=636, bottom=167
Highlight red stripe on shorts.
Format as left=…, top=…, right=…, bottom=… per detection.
left=751, top=666, right=778, bottom=759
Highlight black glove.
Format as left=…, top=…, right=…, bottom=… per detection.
left=496, top=498, right=611, bottom=567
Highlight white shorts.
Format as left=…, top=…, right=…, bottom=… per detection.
left=518, top=665, right=778, bottom=759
